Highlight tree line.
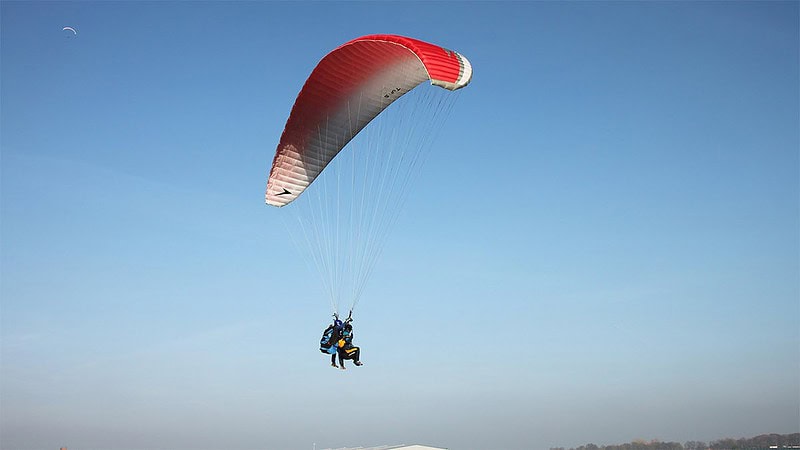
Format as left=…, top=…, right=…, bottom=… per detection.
left=549, top=433, right=799, bottom=450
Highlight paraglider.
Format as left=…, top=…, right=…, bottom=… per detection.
left=265, top=35, right=472, bottom=357
left=266, top=34, right=472, bottom=207
left=62, top=26, right=77, bottom=36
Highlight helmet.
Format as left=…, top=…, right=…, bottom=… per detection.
left=334, top=319, right=343, bottom=327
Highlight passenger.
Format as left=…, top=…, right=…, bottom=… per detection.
left=337, top=322, right=363, bottom=370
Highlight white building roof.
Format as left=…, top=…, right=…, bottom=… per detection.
left=324, top=445, right=447, bottom=450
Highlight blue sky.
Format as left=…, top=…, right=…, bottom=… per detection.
left=1, top=2, right=798, bottom=450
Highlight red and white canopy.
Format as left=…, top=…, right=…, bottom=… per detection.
left=265, top=34, right=472, bottom=207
